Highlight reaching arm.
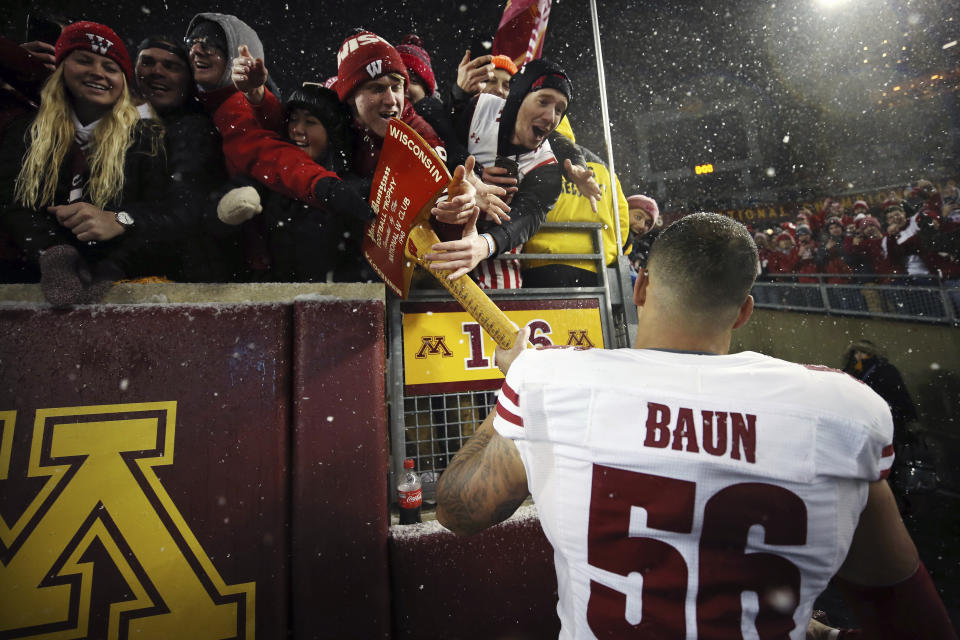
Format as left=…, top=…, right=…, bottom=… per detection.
left=483, top=161, right=562, bottom=257
left=436, top=410, right=529, bottom=536
left=833, top=480, right=956, bottom=639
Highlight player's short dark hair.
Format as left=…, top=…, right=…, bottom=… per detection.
left=647, top=212, right=758, bottom=315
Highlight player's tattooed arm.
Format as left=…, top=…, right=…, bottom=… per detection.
left=437, top=412, right=529, bottom=536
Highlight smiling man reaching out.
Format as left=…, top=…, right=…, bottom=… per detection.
left=425, top=59, right=571, bottom=289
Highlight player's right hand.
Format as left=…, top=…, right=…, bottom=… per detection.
left=495, top=325, right=530, bottom=377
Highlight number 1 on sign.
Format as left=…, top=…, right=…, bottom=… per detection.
left=462, top=322, right=490, bottom=369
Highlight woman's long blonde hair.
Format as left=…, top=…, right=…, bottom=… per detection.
left=14, top=65, right=155, bottom=210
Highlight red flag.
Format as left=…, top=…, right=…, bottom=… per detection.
left=492, top=0, right=552, bottom=68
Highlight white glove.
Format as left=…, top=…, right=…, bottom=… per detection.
left=217, top=186, right=262, bottom=225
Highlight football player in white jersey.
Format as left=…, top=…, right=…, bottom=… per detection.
left=437, top=213, right=955, bottom=639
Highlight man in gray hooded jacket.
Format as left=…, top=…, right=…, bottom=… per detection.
left=184, top=12, right=375, bottom=259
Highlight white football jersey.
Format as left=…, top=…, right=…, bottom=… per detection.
left=493, top=347, right=894, bottom=640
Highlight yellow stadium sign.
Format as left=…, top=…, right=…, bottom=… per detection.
left=695, top=163, right=714, bottom=175
left=402, top=299, right=605, bottom=394
left=0, top=403, right=255, bottom=639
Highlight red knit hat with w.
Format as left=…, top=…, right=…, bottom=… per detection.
left=55, top=21, right=132, bottom=82
left=335, top=31, right=409, bottom=102
left=396, top=34, right=436, bottom=95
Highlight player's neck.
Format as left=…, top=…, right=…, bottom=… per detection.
left=633, top=311, right=733, bottom=355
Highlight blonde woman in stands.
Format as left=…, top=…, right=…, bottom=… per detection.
left=2, top=21, right=179, bottom=305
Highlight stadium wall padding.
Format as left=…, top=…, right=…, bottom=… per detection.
left=0, top=284, right=393, bottom=639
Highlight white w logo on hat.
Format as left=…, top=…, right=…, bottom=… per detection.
left=85, top=33, right=114, bottom=55
left=365, top=60, right=382, bottom=78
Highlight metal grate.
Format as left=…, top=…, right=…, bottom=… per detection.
left=401, top=391, right=497, bottom=474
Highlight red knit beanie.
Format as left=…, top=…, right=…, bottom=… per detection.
left=626, top=194, right=659, bottom=227
left=857, top=216, right=881, bottom=231
left=396, top=34, right=435, bottom=95
left=55, top=21, right=132, bottom=83
left=335, top=31, right=409, bottom=102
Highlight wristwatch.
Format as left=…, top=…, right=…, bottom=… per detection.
left=115, top=211, right=134, bottom=227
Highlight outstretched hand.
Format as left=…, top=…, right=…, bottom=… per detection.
left=432, top=157, right=480, bottom=225
left=423, top=208, right=488, bottom=280
left=466, top=170, right=511, bottom=224
left=232, top=44, right=268, bottom=103
left=564, top=159, right=601, bottom=213
left=481, top=165, right=519, bottom=205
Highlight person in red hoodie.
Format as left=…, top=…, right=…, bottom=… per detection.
left=184, top=13, right=373, bottom=222
left=846, top=216, right=885, bottom=275
left=845, top=215, right=891, bottom=311
left=818, top=216, right=854, bottom=282
left=766, top=229, right=801, bottom=306
left=788, top=224, right=823, bottom=308
left=794, top=224, right=820, bottom=282
left=817, top=216, right=866, bottom=310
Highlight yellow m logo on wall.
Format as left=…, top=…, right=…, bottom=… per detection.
left=0, top=402, right=255, bottom=639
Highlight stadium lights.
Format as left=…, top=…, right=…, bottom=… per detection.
left=815, top=0, right=851, bottom=9
left=695, top=164, right=714, bottom=175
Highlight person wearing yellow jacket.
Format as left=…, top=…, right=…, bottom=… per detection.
left=522, top=119, right=630, bottom=287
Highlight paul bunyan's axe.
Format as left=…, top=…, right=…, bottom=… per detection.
left=362, top=118, right=518, bottom=349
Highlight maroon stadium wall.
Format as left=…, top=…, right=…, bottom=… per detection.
left=0, top=283, right=557, bottom=640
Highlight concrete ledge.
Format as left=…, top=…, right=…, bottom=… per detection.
left=0, top=282, right=386, bottom=305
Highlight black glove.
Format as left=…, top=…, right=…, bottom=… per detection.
left=313, top=177, right=376, bottom=223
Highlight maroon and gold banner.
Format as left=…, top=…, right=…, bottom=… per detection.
left=402, top=298, right=603, bottom=395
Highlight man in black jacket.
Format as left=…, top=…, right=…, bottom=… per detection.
left=843, top=339, right=918, bottom=490
left=424, top=59, right=572, bottom=289
left=134, top=36, right=238, bottom=281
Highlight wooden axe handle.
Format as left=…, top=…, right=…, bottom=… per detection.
left=407, top=223, right=517, bottom=350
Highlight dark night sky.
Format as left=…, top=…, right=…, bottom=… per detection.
left=3, top=0, right=958, bottom=211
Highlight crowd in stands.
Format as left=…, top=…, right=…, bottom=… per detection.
left=0, top=13, right=956, bottom=310
left=751, top=184, right=960, bottom=313
left=0, top=13, right=611, bottom=303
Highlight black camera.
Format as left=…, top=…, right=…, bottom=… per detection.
left=25, top=14, right=73, bottom=45
left=494, top=156, right=519, bottom=181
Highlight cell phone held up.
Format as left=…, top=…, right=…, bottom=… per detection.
left=494, top=156, right=519, bottom=181
left=25, top=14, right=72, bottom=46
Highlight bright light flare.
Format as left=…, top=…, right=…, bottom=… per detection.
left=815, top=0, right=851, bottom=9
